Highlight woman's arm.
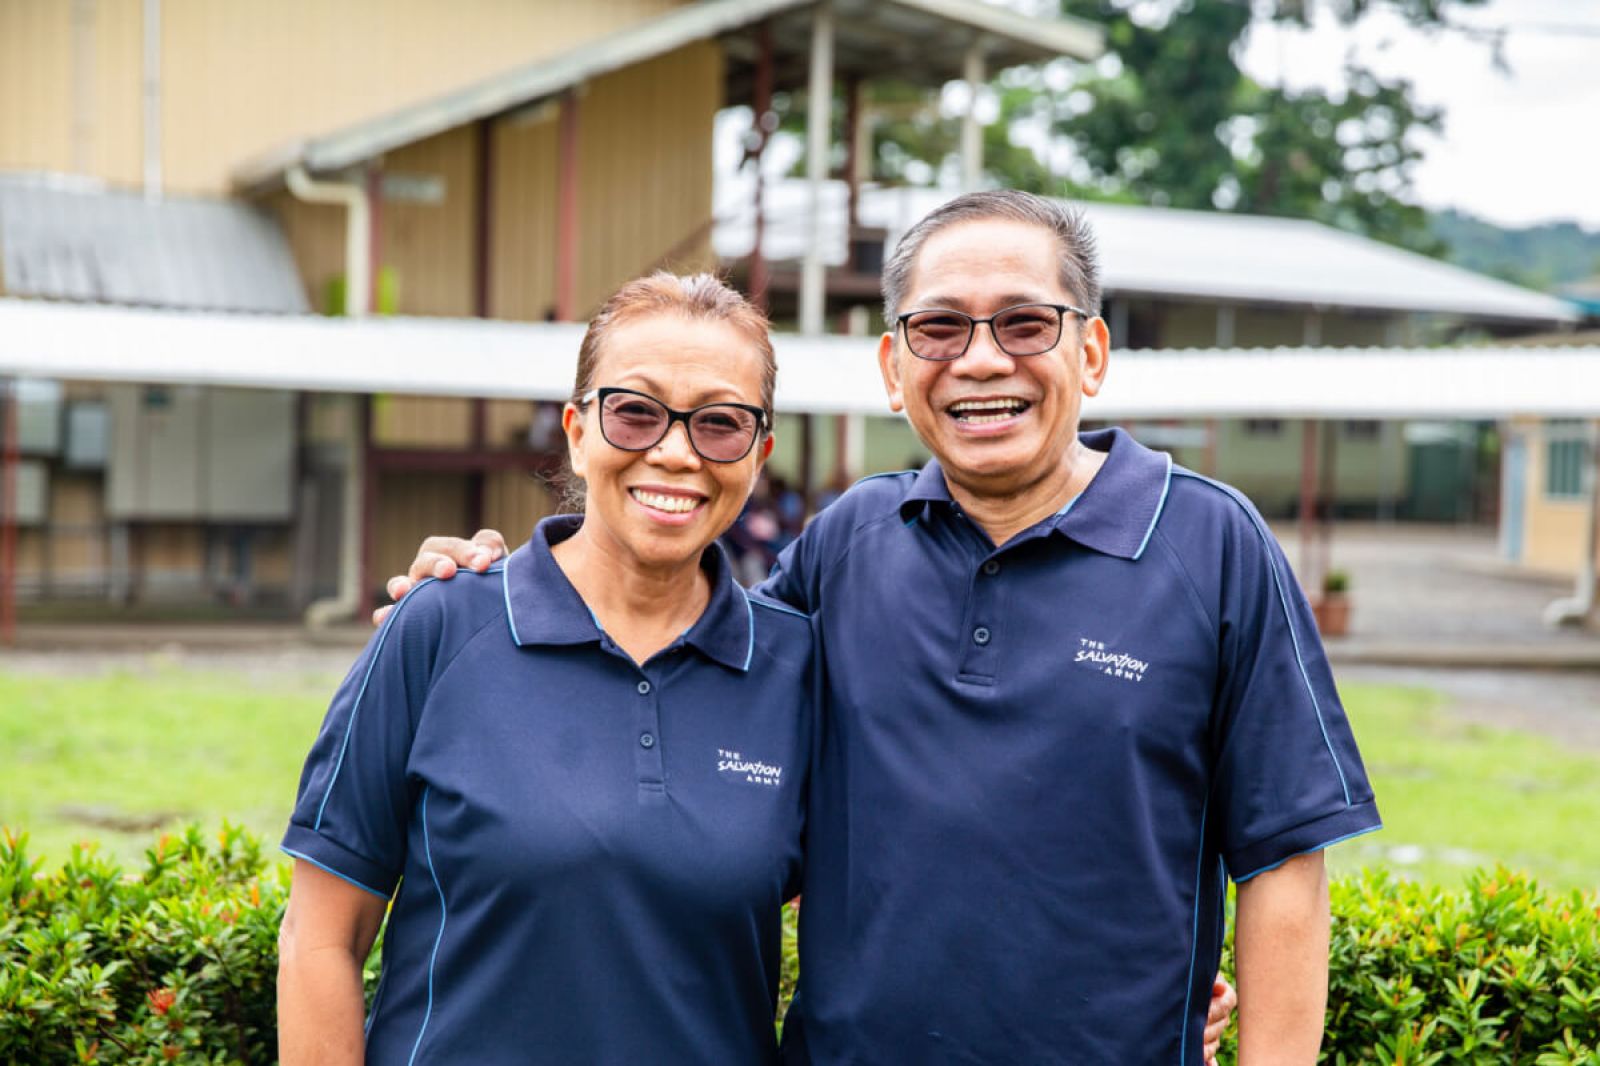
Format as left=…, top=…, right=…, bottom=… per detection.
left=278, top=861, right=389, bottom=1066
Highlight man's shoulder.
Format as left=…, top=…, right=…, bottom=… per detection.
left=1163, top=465, right=1271, bottom=532
left=817, top=469, right=922, bottom=527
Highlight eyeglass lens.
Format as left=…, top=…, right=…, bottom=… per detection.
left=904, top=304, right=1063, bottom=360
left=599, top=391, right=761, bottom=462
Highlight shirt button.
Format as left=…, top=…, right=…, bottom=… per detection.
left=973, top=626, right=991, bottom=646
left=982, top=560, right=1000, bottom=576
left=636, top=680, right=651, bottom=695
left=639, top=732, right=656, bottom=749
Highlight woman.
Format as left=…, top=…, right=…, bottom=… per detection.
left=277, top=273, right=814, bottom=1064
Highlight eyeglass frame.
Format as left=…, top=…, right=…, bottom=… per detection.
left=894, top=301, right=1093, bottom=362
left=577, top=386, right=770, bottom=463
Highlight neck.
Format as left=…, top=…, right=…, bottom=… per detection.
left=948, top=437, right=1107, bottom=547
left=550, top=523, right=711, bottom=664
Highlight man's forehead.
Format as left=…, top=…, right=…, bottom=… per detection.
left=902, top=218, right=1070, bottom=308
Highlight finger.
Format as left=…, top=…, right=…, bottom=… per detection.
left=1203, top=1037, right=1220, bottom=1064
left=470, top=529, right=510, bottom=569
left=371, top=604, right=394, bottom=627
left=1203, top=1018, right=1226, bottom=1043
left=406, top=551, right=457, bottom=584
left=386, top=576, right=413, bottom=602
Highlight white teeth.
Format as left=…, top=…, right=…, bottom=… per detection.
left=950, top=399, right=1026, bottom=421
left=631, top=489, right=701, bottom=514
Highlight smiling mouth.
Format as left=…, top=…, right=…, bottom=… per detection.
left=946, top=398, right=1031, bottom=424
left=629, top=488, right=706, bottom=514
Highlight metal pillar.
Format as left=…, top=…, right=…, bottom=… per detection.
left=960, top=38, right=986, bottom=192
left=1, top=379, right=17, bottom=645
left=746, top=26, right=775, bottom=310
left=799, top=0, right=834, bottom=337
left=1298, top=420, right=1320, bottom=592
left=556, top=90, right=581, bottom=321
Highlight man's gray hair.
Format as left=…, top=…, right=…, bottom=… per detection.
left=880, top=189, right=1102, bottom=323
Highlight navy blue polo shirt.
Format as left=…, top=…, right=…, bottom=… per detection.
left=283, top=514, right=814, bottom=1065
left=761, top=427, right=1380, bottom=1065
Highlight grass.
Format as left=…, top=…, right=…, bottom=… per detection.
left=1328, top=682, right=1600, bottom=891
left=1, top=667, right=1598, bottom=890
left=0, top=664, right=337, bottom=868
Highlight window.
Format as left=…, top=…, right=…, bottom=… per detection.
left=1244, top=419, right=1282, bottom=437
left=1342, top=420, right=1381, bottom=442
left=1545, top=421, right=1590, bottom=500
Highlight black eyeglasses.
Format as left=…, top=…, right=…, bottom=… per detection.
left=896, top=302, right=1090, bottom=361
left=579, top=387, right=768, bottom=463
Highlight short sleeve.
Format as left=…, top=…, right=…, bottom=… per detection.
left=1212, top=513, right=1381, bottom=882
left=281, top=591, right=444, bottom=899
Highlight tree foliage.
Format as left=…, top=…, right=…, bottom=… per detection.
left=776, top=0, right=1491, bottom=254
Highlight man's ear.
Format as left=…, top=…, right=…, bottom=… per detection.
left=1080, top=316, right=1110, bottom=398
left=561, top=402, right=588, bottom=480
left=877, top=332, right=906, bottom=413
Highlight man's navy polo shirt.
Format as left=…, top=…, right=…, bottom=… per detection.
left=283, top=514, right=814, bottom=1065
left=760, top=427, right=1381, bottom=1065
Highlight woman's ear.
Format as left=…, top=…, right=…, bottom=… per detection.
left=561, top=402, right=587, bottom=481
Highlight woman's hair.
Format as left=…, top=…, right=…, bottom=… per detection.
left=571, top=272, right=776, bottom=420
left=558, top=272, right=777, bottom=512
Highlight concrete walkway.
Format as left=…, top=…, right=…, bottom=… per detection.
left=1274, top=522, right=1600, bottom=669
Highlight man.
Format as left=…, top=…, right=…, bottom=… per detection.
left=384, top=190, right=1378, bottom=1062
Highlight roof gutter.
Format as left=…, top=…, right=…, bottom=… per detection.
left=284, top=165, right=370, bottom=629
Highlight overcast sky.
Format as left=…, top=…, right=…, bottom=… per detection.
left=1236, top=0, right=1600, bottom=230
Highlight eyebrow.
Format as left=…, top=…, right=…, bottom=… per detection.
left=913, top=293, right=1051, bottom=312
left=608, top=374, right=756, bottom=407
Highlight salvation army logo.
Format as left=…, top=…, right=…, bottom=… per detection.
left=716, top=748, right=783, bottom=788
left=1073, top=637, right=1150, bottom=683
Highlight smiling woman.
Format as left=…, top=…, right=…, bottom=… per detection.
left=276, top=273, right=812, bottom=1066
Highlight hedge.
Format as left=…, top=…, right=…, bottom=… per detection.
left=2, top=827, right=1597, bottom=1064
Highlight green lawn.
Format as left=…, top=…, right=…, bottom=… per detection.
left=0, top=666, right=337, bottom=868
left=2, top=668, right=1598, bottom=890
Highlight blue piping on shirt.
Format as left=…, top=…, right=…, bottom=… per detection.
left=1171, top=470, right=1353, bottom=805
left=1231, top=823, right=1384, bottom=883
left=738, top=584, right=755, bottom=671
left=1132, top=453, right=1173, bottom=561
left=280, top=845, right=389, bottom=901
left=1178, top=795, right=1210, bottom=1065
left=314, top=578, right=436, bottom=831
left=408, top=787, right=447, bottom=1066
left=501, top=552, right=523, bottom=645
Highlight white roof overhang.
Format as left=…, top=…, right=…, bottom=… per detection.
left=3, top=299, right=1598, bottom=420
left=234, top=0, right=1101, bottom=193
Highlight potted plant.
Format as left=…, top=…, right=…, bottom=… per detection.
left=1313, top=569, right=1351, bottom=637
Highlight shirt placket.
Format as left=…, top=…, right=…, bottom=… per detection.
left=632, top=670, right=666, bottom=800
left=956, top=550, right=1005, bottom=683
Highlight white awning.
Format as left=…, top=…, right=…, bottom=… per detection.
left=2, top=298, right=1598, bottom=420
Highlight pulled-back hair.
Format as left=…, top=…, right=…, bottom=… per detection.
left=572, top=272, right=776, bottom=423
left=880, top=190, right=1101, bottom=322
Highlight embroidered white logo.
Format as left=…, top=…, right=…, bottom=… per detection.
left=1074, top=638, right=1150, bottom=682
left=717, top=748, right=783, bottom=787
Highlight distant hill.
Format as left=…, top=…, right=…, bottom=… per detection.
left=1430, top=209, right=1600, bottom=292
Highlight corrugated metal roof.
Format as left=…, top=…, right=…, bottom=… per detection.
left=712, top=180, right=1579, bottom=326
left=233, top=0, right=1101, bottom=191
left=2, top=298, right=1597, bottom=420
left=0, top=173, right=308, bottom=313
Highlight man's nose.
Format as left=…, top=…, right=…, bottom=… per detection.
left=950, top=322, right=1016, bottom=377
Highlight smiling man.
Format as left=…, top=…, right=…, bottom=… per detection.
left=385, top=190, right=1379, bottom=1063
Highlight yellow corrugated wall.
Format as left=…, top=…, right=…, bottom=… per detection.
left=1, top=0, right=690, bottom=193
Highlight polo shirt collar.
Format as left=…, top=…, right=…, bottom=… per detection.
left=896, top=427, right=1172, bottom=560
left=501, top=514, right=755, bottom=671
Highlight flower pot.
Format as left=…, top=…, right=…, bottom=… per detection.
left=1313, top=592, right=1351, bottom=637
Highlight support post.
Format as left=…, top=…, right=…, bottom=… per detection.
left=1, top=379, right=17, bottom=645
left=1298, top=419, right=1320, bottom=593
left=748, top=23, right=774, bottom=310
left=800, top=0, right=834, bottom=337
left=960, top=38, right=986, bottom=192
left=556, top=90, right=581, bottom=321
